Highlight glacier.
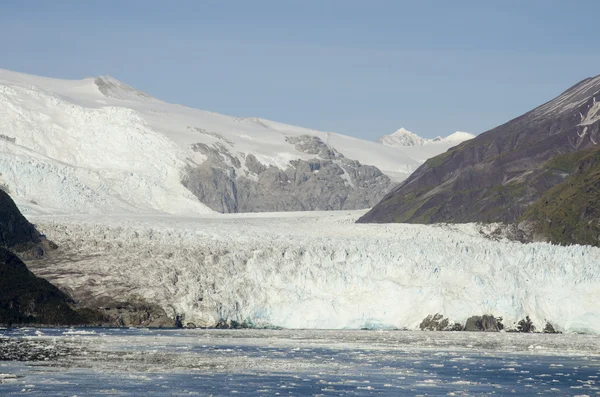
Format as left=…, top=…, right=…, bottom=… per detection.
left=28, top=210, right=600, bottom=334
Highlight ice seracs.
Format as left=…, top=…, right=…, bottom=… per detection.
left=29, top=211, right=600, bottom=334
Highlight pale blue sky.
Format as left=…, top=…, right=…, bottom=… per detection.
left=2, top=0, right=600, bottom=139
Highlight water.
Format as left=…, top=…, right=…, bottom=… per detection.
left=1, top=328, right=599, bottom=396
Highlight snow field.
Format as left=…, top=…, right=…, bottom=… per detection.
left=1, top=69, right=471, bottom=215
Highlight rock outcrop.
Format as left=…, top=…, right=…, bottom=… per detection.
left=464, top=315, right=504, bottom=332
left=358, top=75, right=600, bottom=247
left=184, top=135, right=393, bottom=213
left=96, top=301, right=173, bottom=328
left=543, top=322, right=560, bottom=334
left=0, top=247, right=97, bottom=326
left=0, top=190, right=106, bottom=326
left=516, top=316, right=535, bottom=333
left=0, top=189, right=44, bottom=257
left=419, top=313, right=450, bottom=331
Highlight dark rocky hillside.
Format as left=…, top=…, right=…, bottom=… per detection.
left=0, top=190, right=104, bottom=326
left=0, top=189, right=42, bottom=254
left=0, top=247, right=101, bottom=326
left=359, top=75, right=600, bottom=246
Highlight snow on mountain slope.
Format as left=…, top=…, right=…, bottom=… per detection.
left=0, top=69, right=460, bottom=214
left=0, top=70, right=211, bottom=215
left=442, top=131, right=476, bottom=143
left=30, top=211, right=600, bottom=333
left=378, top=128, right=475, bottom=150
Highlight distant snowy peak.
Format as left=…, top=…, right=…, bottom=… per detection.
left=378, top=128, right=474, bottom=148
left=377, top=128, right=425, bottom=147
left=441, top=131, right=476, bottom=143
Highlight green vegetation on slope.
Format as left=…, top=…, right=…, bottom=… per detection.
left=424, top=149, right=454, bottom=168
left=521, top=149, right=600, bottom=247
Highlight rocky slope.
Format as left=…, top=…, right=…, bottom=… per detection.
left=0, top=247, right=96, bottom=326
left=0, top=189, right=41, bottom=253
left=0, top=69, right=459, bottom=216
left=359, top=74, right=600, bottom=246
left=0, top=190, right=171, bottom=327
left=184, top=135, right=391, bottom=212
left=0, top=190, right=99, bottom=326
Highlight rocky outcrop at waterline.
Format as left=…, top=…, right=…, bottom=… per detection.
left=418, top=313, right=562, bottom=334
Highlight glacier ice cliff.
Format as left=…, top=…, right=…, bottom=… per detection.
left=28, top=211, right=600, bottom=333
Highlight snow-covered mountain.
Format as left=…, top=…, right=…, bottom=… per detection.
left=378, top=128, right=474, bottom=148
left=4, top=69, right=599, bottom=334
left=0, top=69, right=461, bottom=215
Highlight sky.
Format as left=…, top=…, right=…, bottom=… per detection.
left=2, top=0, right=600, bottom=140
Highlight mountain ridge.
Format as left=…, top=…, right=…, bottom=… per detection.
left=377, top=128, right=474, bottom=147
left=358, top=74, right=600, bottom=247
left=0, top=69, right=464, bottom=215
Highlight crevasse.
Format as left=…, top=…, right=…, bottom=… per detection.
left=31, top=212, right=600, bottom=333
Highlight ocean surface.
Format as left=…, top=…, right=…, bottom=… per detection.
left=1, top=328, right=599, bottom=396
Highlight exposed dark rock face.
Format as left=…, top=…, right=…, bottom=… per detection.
left=214, top=319, right=251, bottom=329
left=0, top=190, right=41, bottom=254
left=26, top=257, right=176, bottom=328
left=419, top=313, right=450, bottom=331
left=464, top=315, right=504, bottom=332
left=286, top=135, right=339, bottom=159
left=450, top=323, right=464, bottom=331
left=183, top=135, right=393, bottom=213
left=0, top=190, right=106, bottom=326
left=175, top=315, right=183, bottom=329
left=0, top=248, right=94, bottom=326
left=517, top=316, right=535, bottom=333
left=543, top=322, right=560, bottom=334
left=95, top=301, right=173, bottom=328
left=358, top=75, right=600, bottom=247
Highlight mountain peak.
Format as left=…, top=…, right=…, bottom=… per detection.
left=378, top=128, right=425, bottom=147
left=378, top=129, right=473, bottom=148
left=445, top=131, right=476, bottom=142
left=390, top=127, right=415, bottom=136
